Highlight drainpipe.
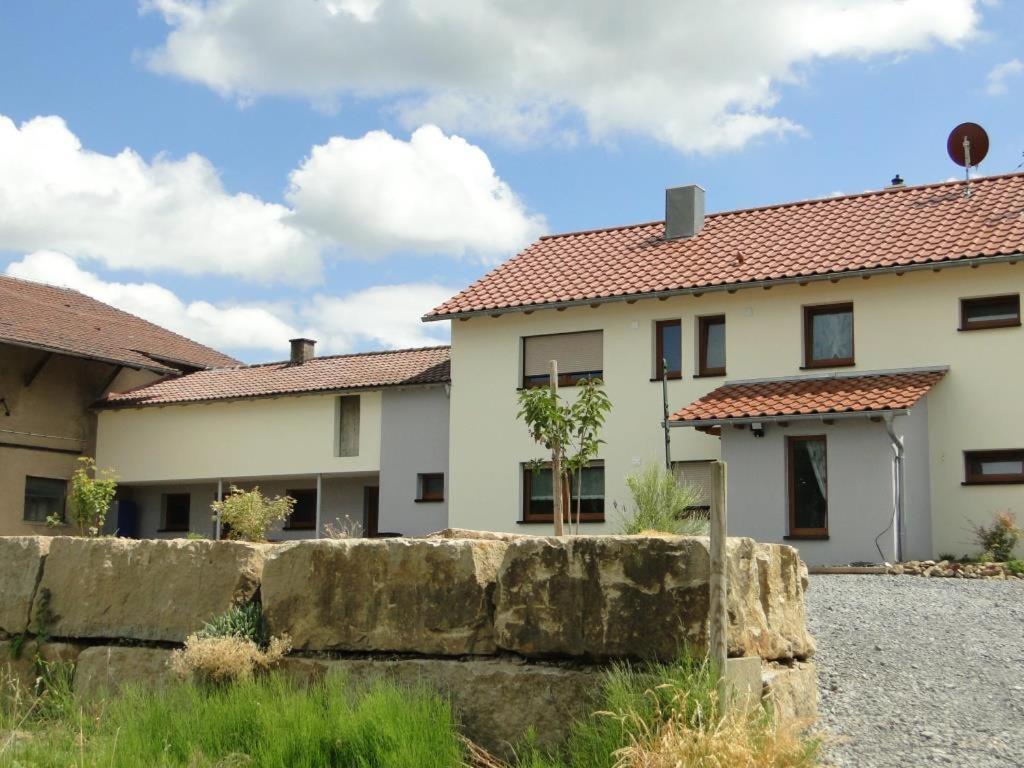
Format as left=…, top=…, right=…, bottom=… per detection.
left=881, top=414, right=905, bottom=563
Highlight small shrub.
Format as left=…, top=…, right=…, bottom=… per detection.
left=617, top=463, right=709, bottom=536
left=210, top=485, right=295, bottom=542
left=197, top=602, right=268, bottom=647
left=53, top=457, right=117, bottom=536
left=937, top=553, right=957, bottom=562
left=972, top=511, right=1021, bottom=562
left=185, top=531, right=207, bottom=540
left=1006, top=559, right=1024, bottom=576
left=324, top=514, right=363, bottom=539
left=170, top=634, right=291, bottom=685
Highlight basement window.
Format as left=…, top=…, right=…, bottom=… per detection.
left=959, top=295, right=1021, bottom=331
left=786, top=436, right=828, bottom=539
left=803, top=303, right=854, bottom=368
left=522, top=331, right=603, bottom=388
left=23, top=476, right=67, bottom=524
left=964, top=449, right=1024, bottom=484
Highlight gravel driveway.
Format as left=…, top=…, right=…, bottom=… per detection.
left=805, top=575, right=1024, bottom=767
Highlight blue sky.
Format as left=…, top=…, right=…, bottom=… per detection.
left=1, top=1, right=1021, bottom=362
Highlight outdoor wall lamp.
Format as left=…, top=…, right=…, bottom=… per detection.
left=750, top=422, right=765, bottom=438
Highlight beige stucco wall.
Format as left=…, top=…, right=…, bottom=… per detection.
left=96, top=391, right=383, bottom=483
left=0, top=343, right=158, bottom=536
left=447, top=262, right=1024, bottom=558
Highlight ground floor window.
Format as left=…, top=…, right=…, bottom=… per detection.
left=285, top=489, right=317, bottom=530
left=963, top=449, right=1024, bottom=484
left=787, top=436, right=828, bottom=538
left=416, top=473, right=445, bottom=502
left=671, top=460, right=714, bottom=518
left=23, top=476, right=67, bottom=523
left=522, top=462, right=605, bottom=523
left=161, top=493, right=191, bottom=532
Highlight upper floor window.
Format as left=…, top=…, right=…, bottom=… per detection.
left=803, top=303, right=854, bottom=368
left=522, top=462, right=605, bottom=523
left=162, top=493, right=190, bottom=532
left=23, top=476, right=67, bottom=524
left=285, top=489, right=317, bottom=530
left=655, top=320, right=682, bottom=380
left=964, top=449, right=1024, bottom=485
left=697, top=315, right=726, bottom=377
left=960, top=294, right=1020, bottom=331
left=522, top=331, right=603, bottom=388
left=336, top=395, right=360, bottom=457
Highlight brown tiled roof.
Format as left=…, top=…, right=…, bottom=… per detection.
left=0, top=275, right=238, bottom=372
left=101, top=346, right=451, bottom=407
left=427, top=173, right=1024, bottom=319
left=669, top=368, right=948, bottom=424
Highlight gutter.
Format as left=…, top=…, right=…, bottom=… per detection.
left=666, top=408, right=909, bottom=429
left=424, top=252, right=1024, bottom=322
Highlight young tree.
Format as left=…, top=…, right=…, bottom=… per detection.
left=211, top=486, right=295, bottom=542
left=53, top=457, right=118, bottom=536
left=517, top=362, right=611, bottom=536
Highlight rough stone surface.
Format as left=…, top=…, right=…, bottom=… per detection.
left=426, top=528, right=532, bottom=541
left=34, top=538, right=265, bottom=643
left=74, top=646, right=174, bottom=699
left=889, top=559, right=1024, bottom=580
left=282, top=655, right=600, bottom=755
left=262, top=538, right=508, bottom=655
left=808, top=574, right=1024, bottom=768
left=761, top=661, right=818, bottom=723
left=0, top=640, right=85, bottom=690
left=0, top=537, right=50, bottom=636
left=494, top=536, right=814, bottom=661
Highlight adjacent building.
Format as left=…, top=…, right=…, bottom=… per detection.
left=95, top=340, right=450, bottom=539
left=0, top=275, right=237, bottom=536
left=426, top=173, right=1024, bottom=564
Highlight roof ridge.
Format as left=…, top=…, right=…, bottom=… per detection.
left=0, top=272, right=85, bottom=296
left=536, top=171, right=1024, bottom=242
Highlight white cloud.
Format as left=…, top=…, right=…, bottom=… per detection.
left=0, top=115, right=320, bottom=282
left=0, top=115, right=541, bottom=278
left=986, top=58, right=1023, bottom=95
left=287, top=125, right=545, bottom=259
left=143, top=0, right=981, bottom=153
left=5, top=251, right=451, bottom=359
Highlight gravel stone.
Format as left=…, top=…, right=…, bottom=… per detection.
left=807, top=575, right=1024, bottom=767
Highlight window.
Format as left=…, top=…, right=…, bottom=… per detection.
left=522, top=331, right=603, bottom=387
left=803, top=303, right=854, bottom=368
left=672, top=460, right=714, bottom=517
left=522, top=463, right=605, bottom=523
left=964, top=449, right=1024, bottom=484
left=23, top=476, right=66, bottom=523
left=697, top=315, right=726, bottom=377
left=286, top=489, right=317, bottom=529
left=416, top=473, right=445, bottom=502
left=654, top=320, right=682, bottom=380
left=337, top=395, right=360, bottom=457
left=162, top=493, right=190, bottom=532
left=787, top=436, right=828, bottom=538
left=960, top=295, right=1020, bottom=331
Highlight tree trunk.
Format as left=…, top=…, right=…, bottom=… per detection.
left=550, top=359, right=564, bottom=537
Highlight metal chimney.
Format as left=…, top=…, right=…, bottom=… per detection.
left=289, top=338, right=316, bottom=365
left=665, top=185, right=705, bottom=240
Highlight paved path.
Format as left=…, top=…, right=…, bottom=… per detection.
left=805, top=574, right=1024, bottom=767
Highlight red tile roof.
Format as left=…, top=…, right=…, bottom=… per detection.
left=427, top=173, right=1024, bottom=319
left=100, top=346, right=451, bottom=407
left=669, top=368, right=948, bottom=424
left=0, top=275, right=238, bottom=373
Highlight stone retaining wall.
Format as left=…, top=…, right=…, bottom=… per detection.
left=0, top=533, right=817, bottom=752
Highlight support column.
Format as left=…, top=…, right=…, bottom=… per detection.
left=315, top=473, right=323, bottom=539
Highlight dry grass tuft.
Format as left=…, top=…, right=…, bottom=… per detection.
left=170, top=634, right=291, bottom=685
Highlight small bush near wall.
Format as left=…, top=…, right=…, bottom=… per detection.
left=616, top=464, right=709, bottom=537
left=971, top=511, right=1022, bottom=563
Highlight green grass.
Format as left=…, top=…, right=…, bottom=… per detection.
left=2, top=672, right=463, bottom=768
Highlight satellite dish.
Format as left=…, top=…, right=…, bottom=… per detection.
left=947, top=122, right=989, bottom=198
left=947, top=122, right=989, bottom=168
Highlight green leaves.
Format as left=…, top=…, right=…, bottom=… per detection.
left=62, top=457, right=118, bottom=537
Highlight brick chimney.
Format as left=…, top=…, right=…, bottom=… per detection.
left=289, top=338, right=316, bottom=365
left=664, top=185, right=705, bottom=240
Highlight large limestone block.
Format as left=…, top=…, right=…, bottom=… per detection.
left=33, top=538, right=265, bottom=643
left=0, top=640, right=83, bottom=691
left=494, top=536, right=815, bottom=662
left=762, top=661, right=818, bottom=724
left=284, top=656, right=600, bottom=755
left=262, top=538, right=507, bottom=654
left=74, top=646, right=174, bottom=699
left=0, top=537, right=50, bottom=636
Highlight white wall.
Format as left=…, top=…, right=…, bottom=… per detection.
left=97, top=391, right=382, bottom=482
left=378, top=386, right=450, bottom=536
left=446, top=262, right=1024, bottom=554
left=721, top=403, right=931, bottom=566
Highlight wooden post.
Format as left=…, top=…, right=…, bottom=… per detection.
left=215, top=478, right=223, bottom=540
left=550, top=359, right=564, bottom=537
left=709, top=460, right=728, bottom=702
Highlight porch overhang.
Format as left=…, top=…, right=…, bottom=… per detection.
left=667, top=366, right=949, bottom=430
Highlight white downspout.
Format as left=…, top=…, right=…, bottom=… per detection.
left=315, top=473, right=323, bottom=539
left=882, top=414, right=905, bottom=563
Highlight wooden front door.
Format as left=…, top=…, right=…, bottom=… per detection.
left=364, top=486, right=379, bottom=537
